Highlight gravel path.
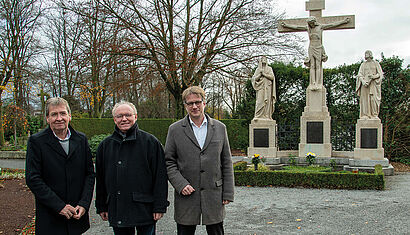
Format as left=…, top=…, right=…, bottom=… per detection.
left=85, top=173, right=410, bottom=235
left=1, top=158, right=408, bottom=234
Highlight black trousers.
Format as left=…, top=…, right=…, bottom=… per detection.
left=113, top=223, right=156, bottom=235
left=177, top=222, right=224, bottom=235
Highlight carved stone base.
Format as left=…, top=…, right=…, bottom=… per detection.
left=248, top=119, right=277, bottom=158
left=353, top=118, right=384, bottom=160
left=299, top=87, right=332, bottom=158
left=299, top=143, right=332, bottom=158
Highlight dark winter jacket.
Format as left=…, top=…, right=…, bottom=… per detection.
left=95, top=123, right=169, bottom=227
left=26, top=126, right=95, bottom=235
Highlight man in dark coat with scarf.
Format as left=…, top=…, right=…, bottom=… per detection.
left=96, top=101, right=169, bottom=235
left=26, top=97, right=95, bottom=235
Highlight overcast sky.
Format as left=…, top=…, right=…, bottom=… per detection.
left=275, top=0, right=410, bottom=68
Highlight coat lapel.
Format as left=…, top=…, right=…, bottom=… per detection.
left=44, top=128, right=68, bottom=158
left=182, top=115, right=201, bottom=149
left=201, top=115, right=214, bottom=151
left=68, top=128, right=81, bottom=159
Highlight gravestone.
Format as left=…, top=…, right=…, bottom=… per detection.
left=278, top=0, right=355, bottom=158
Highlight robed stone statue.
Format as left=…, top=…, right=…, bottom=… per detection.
left=251, top=56, right=276, bottom=120
left=356, top=50, right=383, bottom=119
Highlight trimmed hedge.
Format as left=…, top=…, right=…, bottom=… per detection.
left=70, top=118, right=176, bottom=144
left=70, top=118, right=248, bottom=149
left=234, top=171, right=385, bottom=190
left=70, top=118, right=114, bottom=138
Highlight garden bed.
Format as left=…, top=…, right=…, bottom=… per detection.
left=234, top=163, right=385, bottom=190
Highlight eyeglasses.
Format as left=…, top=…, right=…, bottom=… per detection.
left=184, top=100, right=203, bottom=107
left=114, top=113, right=134, bottom=119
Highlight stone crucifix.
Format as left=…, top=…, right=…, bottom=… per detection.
left=278, top=0, right=355, bottom=90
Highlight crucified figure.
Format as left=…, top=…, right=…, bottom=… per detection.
left=281, top=16, right=350, bottom=90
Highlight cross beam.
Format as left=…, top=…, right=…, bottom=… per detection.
left=278, top=0, right=355, bottom=33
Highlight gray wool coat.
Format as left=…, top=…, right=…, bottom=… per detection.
left=165, top=115, right=234, bottom=225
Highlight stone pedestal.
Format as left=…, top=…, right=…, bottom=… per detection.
left=353, top=118, right=384, bottom=160
left=248, top=119, right=277, bottom=158
left=299, top=87, right=332, bottom=158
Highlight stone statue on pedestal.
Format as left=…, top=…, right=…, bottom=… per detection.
left=356, top=50, right=383, bottom=119
left=251, top=56, right=276, bottom=120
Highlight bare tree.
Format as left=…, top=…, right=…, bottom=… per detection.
left=42, top=3, right=85, bottom=103
left=66, top=0, right=303, bottom=118
left=0, top=0, right=42, bottom=145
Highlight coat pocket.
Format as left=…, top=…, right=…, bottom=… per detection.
left=132, top=192, right=154, bottom=203
left=215, top=179, right=223, bottom=187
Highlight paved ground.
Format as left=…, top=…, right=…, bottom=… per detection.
left=85, top=173, right=410, bottom=235
left=0, top=159, right=25, bottom=170
left=2, top=159, right=409, bottom=234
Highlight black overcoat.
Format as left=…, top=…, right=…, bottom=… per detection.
left=25, top=126, right=95, bottom=235
left=95, top=123, right=169, bottom=228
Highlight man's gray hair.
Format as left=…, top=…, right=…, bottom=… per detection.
left=112, top=101, right=138, bottom=117
left=46, top=97, right=71, bottom=116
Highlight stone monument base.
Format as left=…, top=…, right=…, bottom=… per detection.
left=247, top=118, right=277, bottom=158
left=354, top=118, right=384, bottom=160
left=298, top=87, right=332, bottom=158
left=299, top=143, right=332, bottom=158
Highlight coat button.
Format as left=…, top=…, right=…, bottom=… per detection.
left=118, top=221, right=122, bottom=225
left=118, top=161, right=122, bottom=165
left=117, top=191, right=121, bottom=195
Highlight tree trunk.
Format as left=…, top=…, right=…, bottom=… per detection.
left=0, top=98, right=5, bottom=146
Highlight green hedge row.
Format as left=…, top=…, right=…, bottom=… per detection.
left=234, top=171, right=385, bottom=190
left=70, top=118, right=249, bottom=149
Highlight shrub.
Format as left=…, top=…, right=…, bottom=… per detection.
left=330, top=159, right=337, bottom=170
left=89, top=133, right=110, bottom=158
left=234, top=171, right=384, bottom=190
left=374, top=164, right=383, bottom=175
left=233, top=161, right=247, bottom=171
left=288, top=154, right=297, bottom=166
left=306, top=152, right=316, bottom=165
left=246, top=163, right=270, bottom=172
left=280, top=165, right=332, bottom=173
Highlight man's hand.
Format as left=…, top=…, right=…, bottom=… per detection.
left=59, top=204, right=77, bottom=219
left=99, top=212, right=109, bottom=221
left=181, top=185, right=195, bottom=195
left=153, top=213, right=164, bottom=221
left=72, top=206, right=86, bottom=220
left=223, top=200, right=230, bottom=205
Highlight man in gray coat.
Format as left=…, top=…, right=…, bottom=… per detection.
left=165, top=86, right=234, bottom=235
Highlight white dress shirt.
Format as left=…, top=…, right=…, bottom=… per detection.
left=189, top=116, right=208, bottom=149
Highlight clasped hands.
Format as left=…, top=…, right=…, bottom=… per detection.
left=59, top=204, right=86, bottom=219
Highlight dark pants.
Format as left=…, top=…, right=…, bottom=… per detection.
left=177, top=222, right=224, bottom=235
left=113, top=224, right=156, bottom=235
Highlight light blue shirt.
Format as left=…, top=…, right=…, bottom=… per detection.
left=189, top=116, right=208, bottom=149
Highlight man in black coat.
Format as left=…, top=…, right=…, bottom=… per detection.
left=26, top=97, right=95, bottom=235
left=95, top=101, right=169, bottom=235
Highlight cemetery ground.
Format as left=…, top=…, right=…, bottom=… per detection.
left=0, top=162, right=409, bottom=234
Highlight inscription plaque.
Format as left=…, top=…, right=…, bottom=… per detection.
left=307, top=122, right=323, bottom=144
left=254, top=128, right=269, bottom=147
left=361, top=128, right=377, bottom=149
